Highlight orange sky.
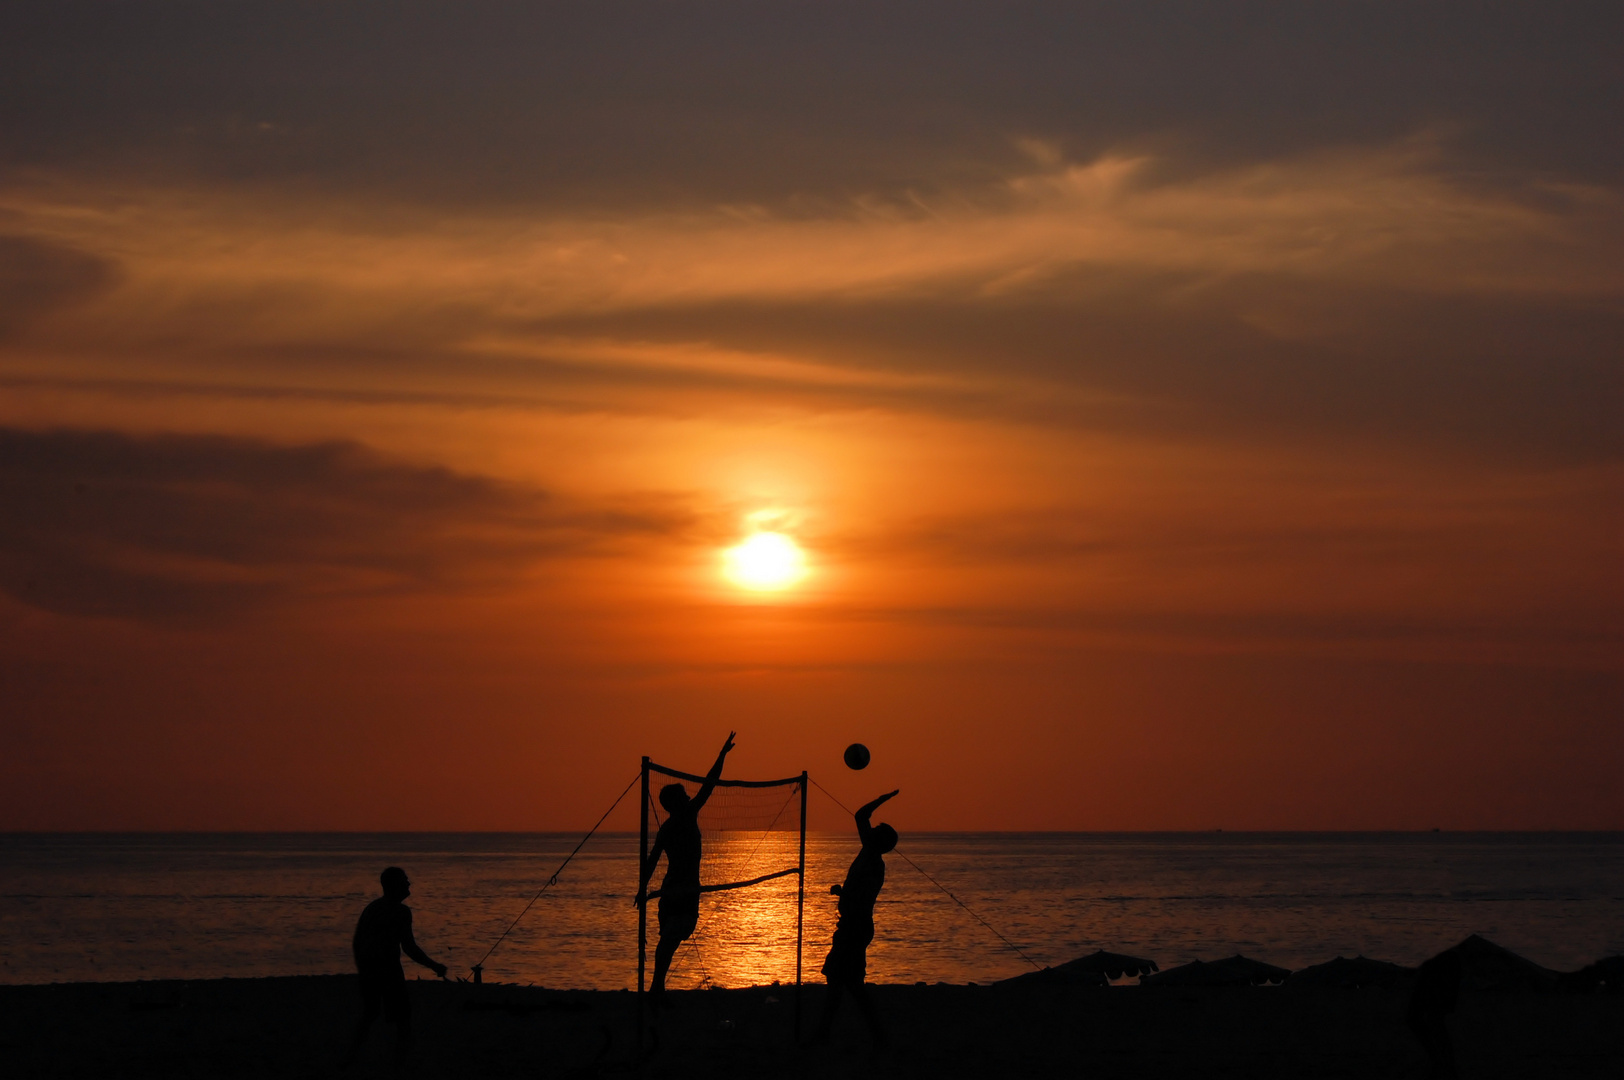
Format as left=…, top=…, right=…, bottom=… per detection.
left=1, top=3, right=1620, bottom=830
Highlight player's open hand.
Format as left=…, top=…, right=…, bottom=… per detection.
left=721, top=731, right=737, bottom=756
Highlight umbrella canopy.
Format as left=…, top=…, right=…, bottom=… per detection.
left=995, top=949, right=1159, bottom=988
left=1055, top=949, right=1160, bottom=980
left=1447, top=934, right=1558, bottom=992
left=1288, top=955, right=1412, bottom=990
left=1559, top=955, right=1623, bottom=995
left=1142, top=954, right=1292, bottom=988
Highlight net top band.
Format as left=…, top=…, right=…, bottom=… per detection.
left=646, top=760, right=805, bottom=789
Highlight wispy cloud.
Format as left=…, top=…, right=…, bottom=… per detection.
left=0, top=233, right=119, bottom=338
left=9, top=141, right=1617, bottom=323
left=0, top=427, right=697, bottom=623
left=3, top=138, right=1619, bottom=462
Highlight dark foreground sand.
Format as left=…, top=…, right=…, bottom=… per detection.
left=2, top=975, right=1619, bottom=1078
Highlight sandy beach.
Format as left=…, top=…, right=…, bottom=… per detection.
left=3, top=974, right=1619, bottom=1078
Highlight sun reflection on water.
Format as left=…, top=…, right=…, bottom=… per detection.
left=664, top=832, right=836, bottom=990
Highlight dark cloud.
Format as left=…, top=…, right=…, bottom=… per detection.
left=529, top=280, right=1624, bottom=464
left=0, top=427, right=693, bottom=623
left=6, top=270, right=1617, bottom=465
left=0, top=234, right=119, bottom=338
left=1, top=2, right=1619, bottom=208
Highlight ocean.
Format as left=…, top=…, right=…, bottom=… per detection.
left=2, top=832, right=1620, bottom=989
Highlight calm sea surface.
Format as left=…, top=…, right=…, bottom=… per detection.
left=2, top=833, right=1621, bottom=988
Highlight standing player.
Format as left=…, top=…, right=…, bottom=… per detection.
left=815, top=788, right=900, bottom=1048
left=637, top=731, right=736, bottom=1003
left=341, top=866, right=449, bottom=1067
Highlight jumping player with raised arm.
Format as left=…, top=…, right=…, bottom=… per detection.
left=815, top=788, right=899, bottom=1048
left=637, top=731, right=736, bottom=1003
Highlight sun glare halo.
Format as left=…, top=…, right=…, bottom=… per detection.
left=724, top=531, right=807, bottom=592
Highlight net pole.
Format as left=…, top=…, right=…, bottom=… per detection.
left=636, top=756, right=650, bottom=1054
left=795, top=771, right=808, bottom=1042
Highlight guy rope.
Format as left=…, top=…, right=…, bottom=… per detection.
left=808, top=776, right=1043, bottom=972
left=468, top=770, right=641, bottom=981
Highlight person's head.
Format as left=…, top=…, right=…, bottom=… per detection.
left=659, top=783, right=690, bottom=813
left=866, top=823, right=898, bottom=854
left=380, top=866, right=410, bottom=900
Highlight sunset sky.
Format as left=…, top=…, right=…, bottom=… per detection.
left=2, top=2, right=1620, bottom=831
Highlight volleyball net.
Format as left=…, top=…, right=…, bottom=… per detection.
left=637, top=757, right=807, bottom=1026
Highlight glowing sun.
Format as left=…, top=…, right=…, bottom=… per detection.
left=723, top=532, right=808, bottom=591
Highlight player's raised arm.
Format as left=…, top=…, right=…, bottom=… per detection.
left=855, top=789, right=899, bottom=845
left=691, top=731, right=736, bottom=813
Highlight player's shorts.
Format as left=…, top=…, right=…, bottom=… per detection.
left=658, top=891, right=700, bottom=942
left=821, top=918, right=875, bottom=987
left=359, top=971, right=411, bottom=1025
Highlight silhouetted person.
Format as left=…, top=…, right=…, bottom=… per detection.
left=637, top=731, right=736, bottom=1004
left=815, top=789, right=899, bottom=1049
left=341, top=866, right=449, bottom=1068
left=1407, top=947, right=1463, bottom=1079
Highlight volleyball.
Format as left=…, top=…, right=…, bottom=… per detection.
left=843, top=743, right=870, bottom=770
